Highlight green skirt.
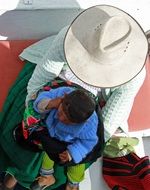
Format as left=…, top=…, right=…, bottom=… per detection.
left=0, top=61, right=90, bottom=189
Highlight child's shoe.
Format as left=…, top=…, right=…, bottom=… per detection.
left=65, top=183, right=79, bottom=190
left=30, top=175, right=55, bottom=190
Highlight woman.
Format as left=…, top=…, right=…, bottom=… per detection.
left=1, top=5, right=148, bottom=190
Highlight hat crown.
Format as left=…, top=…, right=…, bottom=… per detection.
left=91, top=16, right=132, bottom=63
left=73, top=15, right=132, bottom=64
left=99, top=16, right=131, bottom=52
left=81, top=16, right=131, bottom=60
left=79, top=16, right=132, bottom=64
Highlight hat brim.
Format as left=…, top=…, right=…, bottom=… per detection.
left=64, top=5, right=148, bottom=88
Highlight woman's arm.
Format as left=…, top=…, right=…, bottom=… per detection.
left=26, top=27, right=68, bottom=103
left=102, top=67, right=146, bottom=142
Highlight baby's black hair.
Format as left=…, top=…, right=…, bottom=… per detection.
left=62, top=89, right=96, bottom=123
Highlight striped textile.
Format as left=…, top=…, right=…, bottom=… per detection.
left=103, top=152, right=150, bottom=190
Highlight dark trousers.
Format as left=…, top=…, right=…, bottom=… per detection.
left=31, top=129, right=71, bottom=164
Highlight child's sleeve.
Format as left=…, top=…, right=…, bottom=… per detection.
left=33, top=87, right=73, bottom=113
left=67, top=113, right=98, bottom=163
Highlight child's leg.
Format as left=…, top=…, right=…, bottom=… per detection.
left=66, top=164, right=85, bottom=190
left=31, top=152, right=55, bottom=189
left=40, top=152, right=54, bottom=176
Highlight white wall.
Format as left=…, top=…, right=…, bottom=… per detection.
left=0, top=0, right=150, bottom=40
left=0, top=9, right=82, bottom=40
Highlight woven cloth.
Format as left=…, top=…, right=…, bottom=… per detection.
left=103, top=152, right=150, bottom=190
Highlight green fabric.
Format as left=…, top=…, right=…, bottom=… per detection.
left=42, top=153, right=54, bottom=170
left=0, top=62, right=65, bottom=189
left=0, top=61, right=90, bottom=189
left=67, top=164, right=85, bottom=183
left=103, top=136, right=139, bottom=158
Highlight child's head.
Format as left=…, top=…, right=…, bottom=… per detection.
left=58, top=89, right=96, bottom=124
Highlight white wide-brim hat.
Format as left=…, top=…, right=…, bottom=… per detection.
left=64, top=5, right=148, bottom=88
